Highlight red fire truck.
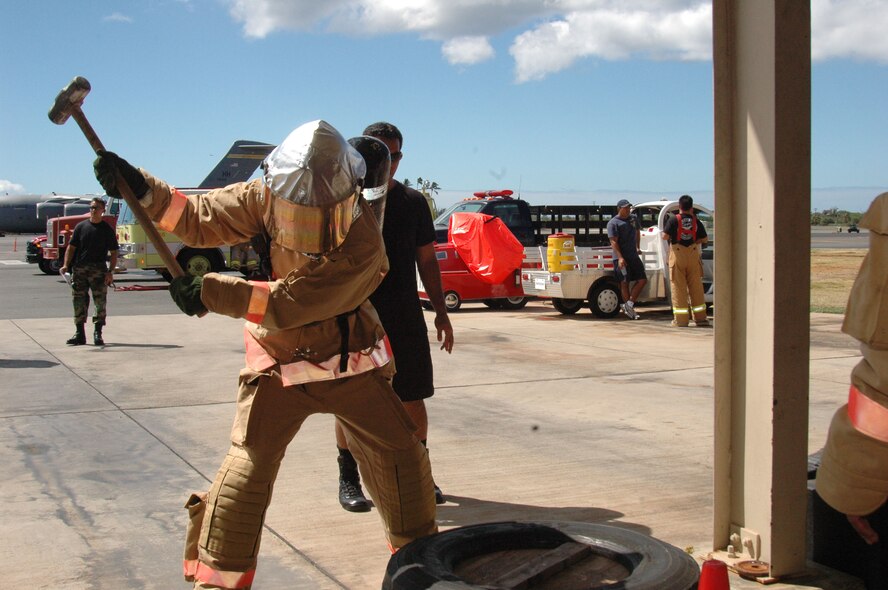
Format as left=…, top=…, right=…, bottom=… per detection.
left=420, top=190, right=533, bottom=311
left=27, top=199, right=119, bottom=275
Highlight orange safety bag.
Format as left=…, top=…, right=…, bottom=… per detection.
left=449, top=212, right=524, bottom=284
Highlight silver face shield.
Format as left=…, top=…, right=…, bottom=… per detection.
left=262, top=120, right=366, bottom=254
left=363, top=186, right=387, bottom=228
left=347, top=135, right=391, bottom=229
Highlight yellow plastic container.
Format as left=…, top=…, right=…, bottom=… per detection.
left=547, top=233, right=577, bottom=272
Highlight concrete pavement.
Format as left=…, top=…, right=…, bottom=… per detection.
left=0, top=302, right=867, bottom=589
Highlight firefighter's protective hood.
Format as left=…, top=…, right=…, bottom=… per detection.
left=348, top=135, right=390, bottom=228
left=263, top=120, right=366, bottom=255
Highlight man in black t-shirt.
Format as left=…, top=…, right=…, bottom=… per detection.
left=607, top=199, right=647, bottom=320
left=60, top=197, right=119, bottom=345
left=333, top=122, right=455, bottom=512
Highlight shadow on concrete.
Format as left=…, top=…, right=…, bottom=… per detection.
left=0, top=359, right=59, bottom=369
left=435, top=494, right=652, bottom=537
left=94, top=343, right=183, bottom=350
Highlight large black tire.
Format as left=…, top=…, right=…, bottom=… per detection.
left=588, top=281, right=622, bottom=318
left=178, top=248, right=224, bottom=277
left=38, top=257, right=63, bottom=275
left=552, top=298, right=584, bottom=315
left=443, top=290, right=462, bottom=312
left=499, top=296, right=529, bottom=310
left=383, top=521, right=699, bottom=590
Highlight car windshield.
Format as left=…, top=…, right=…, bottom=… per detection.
left=117, top=200, right=135, bottom=224
left=433, top=201, right=488, bottom=226
left=633, top=203, right=715, bottom=246
left=695, top=208, right=714, bottom=245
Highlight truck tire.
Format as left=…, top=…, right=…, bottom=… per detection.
left=39, top=257, right=63, bottom=275
left=588, top=281, right=621, bottom=318
left=552, top=298, right=583, bottom=315
left=383, top=521, right=699, bottom=590
left=499, top=296, right=529, bottom=310
left=444, top=290, right=462, bottom=312
left=178, top=248, right=224, bottom=277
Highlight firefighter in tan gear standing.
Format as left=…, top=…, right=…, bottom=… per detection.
left=816, top=192, right=888, bottom=547
left=93, top=120, right=437, bottom=589
left=661, top=194, right=709, bottom=327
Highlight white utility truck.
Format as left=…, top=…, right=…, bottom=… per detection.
left=520, top=199, right=714, bottom=317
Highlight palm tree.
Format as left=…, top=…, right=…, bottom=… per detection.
left=415, top=177, right=441, bottom=196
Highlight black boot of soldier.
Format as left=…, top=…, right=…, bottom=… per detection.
left=66, top=324, right=86, bottom=346
left=421, top=439, right=446, bottom=505
left=93, top=324, right=104, bottom=346
left=338, top=448, right=370, bottom=512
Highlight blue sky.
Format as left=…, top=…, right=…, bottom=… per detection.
left=2, top=0, right=887, bottom=212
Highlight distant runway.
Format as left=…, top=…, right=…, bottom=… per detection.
left=0, top=226, right=869, bottom=266
left=810, top=226, right=869, bottom=249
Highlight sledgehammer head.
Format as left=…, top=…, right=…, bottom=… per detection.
left=48, top=76, right=91, bottom=125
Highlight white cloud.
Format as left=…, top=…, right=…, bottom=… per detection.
left=103, top=13, right=134, bottom=23
left=812, top=0, right=888, bottom=63
left=510, top=4, right=711, bottom=82
left=223, top=0, right=888, bottom=81
left=442, top=36, right=495, bottom=66
left=0, top=180, right=26, bottom=195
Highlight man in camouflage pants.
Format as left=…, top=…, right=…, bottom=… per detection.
left=60, top=197, right=119, bottom=346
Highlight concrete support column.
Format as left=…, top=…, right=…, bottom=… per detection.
left=712, top=1, right=811, bottom=576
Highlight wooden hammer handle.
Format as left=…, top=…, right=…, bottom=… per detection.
left=69, top=107, right=185, bottom=279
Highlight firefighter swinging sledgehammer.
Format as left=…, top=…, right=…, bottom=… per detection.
left=93, top=120, right=438, bottom=589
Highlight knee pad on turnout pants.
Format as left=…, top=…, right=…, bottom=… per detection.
left=348, top=438, right=438, bottom=549
left=189, top=446, right=280, bottom=587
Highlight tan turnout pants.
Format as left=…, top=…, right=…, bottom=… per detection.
left=184, top=367, right=437, bottom=589
left=668, top=243, right=708, bottom=326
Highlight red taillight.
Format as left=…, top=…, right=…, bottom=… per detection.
left=552, top=276, right=560, bottom=283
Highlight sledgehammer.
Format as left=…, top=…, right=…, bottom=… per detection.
left=48, top=76, right=185, bottom=279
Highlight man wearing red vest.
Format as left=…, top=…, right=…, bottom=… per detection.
left=661, top=195, right=709, bottom=327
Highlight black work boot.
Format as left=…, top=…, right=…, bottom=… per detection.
left=338, top=448, right=370, bottom=512
left=421, top=440, right=446, bottom=505
left=93, top=324, right=105, bottom=346
left=66, top=324, right=86, bottom=346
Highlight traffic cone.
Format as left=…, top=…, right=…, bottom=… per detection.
left=699, top=559, right=730, bottom=590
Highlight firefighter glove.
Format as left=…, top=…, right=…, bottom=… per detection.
left=93, top=150, right=149, bottom=199
left=169, top=275, right=207, bottom=317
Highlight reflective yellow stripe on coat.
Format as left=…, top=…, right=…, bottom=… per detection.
left=244, top=328, right=393, bottom=387
left=848, top=384, right=888, bottom=444
left=245, top=281, right=270, bottom=324
left=158, top=189, right=188, bottom=232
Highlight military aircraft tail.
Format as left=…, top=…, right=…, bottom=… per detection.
left=197, top=140, right=276, bottom=189
left=1, top=139, right=276, bottom=233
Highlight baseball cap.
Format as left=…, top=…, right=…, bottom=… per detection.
left=617, top=199, right=632, bottom=208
